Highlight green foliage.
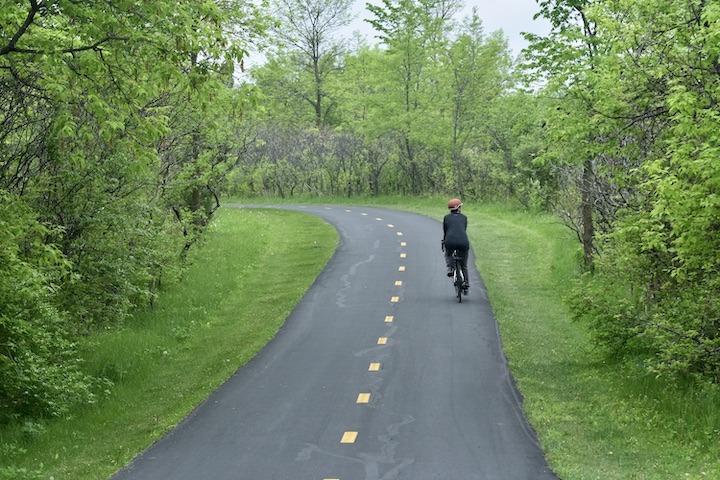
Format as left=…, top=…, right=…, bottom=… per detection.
left=0, top=0, right=266, bottom=421
left=267, top=0, right=353, bottom=127
left=0, top=191, right=96, bottom=421
left=240, top=3, right=526, bottom=200
left=528, top=0, right=720, bottom=381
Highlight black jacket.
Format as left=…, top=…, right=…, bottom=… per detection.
left=443, top=211, right=469, bottom=249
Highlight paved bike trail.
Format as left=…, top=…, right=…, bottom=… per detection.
left=112, top=205, right=558, bottom=480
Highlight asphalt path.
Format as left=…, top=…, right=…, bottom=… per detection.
left=112, top=205, right=558, bottom=480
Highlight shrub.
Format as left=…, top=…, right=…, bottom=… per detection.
left=570, top=210, right=720, bottom=382
left=0, top=191, right=96, bottom=421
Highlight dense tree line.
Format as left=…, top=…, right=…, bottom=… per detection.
left=0, top=0, right=266, bottom=420
left=227, top=0, right=550, bottom=205
left=525, top=0, right=720, bottom=381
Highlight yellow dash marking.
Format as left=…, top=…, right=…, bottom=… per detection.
left=396, top=232, right=404, bottom=236
left=345, top=209, right=352, bottom=212
left=357, top=393, right=371, bottom=404
left=385, top=315, right=394, bottom=323
left=341, top=431, right=358, bottom=443
left=401, top=242, right=407, bottom=246
left=400, top=253, right=407, bottom=258
left=387, top=224, right=394, bottom=228
left=378, top=337, right=388, bottom=345
left=375, top=217, right=383, bottom=221
left=369, top=363, right=381, bottom=371
left=395, top=281, right=403, bottom=286
left=391, top=296, right=399, bottom=303
left=398, top=266, right=406, bottom=271
left=361, top=213, right=368, bottom=216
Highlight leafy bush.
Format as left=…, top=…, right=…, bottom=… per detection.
left=54, top=192, right=183, bottom=330
left=570, top=209, right=720, bottom=382
left=0, top=192, right=96, bottom=421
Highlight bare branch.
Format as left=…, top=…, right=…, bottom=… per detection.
left=0, top=0, right=44, bottom=56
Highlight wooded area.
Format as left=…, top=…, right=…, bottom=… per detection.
left=1, top=0, right=719, bottom=424
left=0, top=0, right=267, bottom=421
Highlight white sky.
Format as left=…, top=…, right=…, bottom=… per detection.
left=348, top=0, right=552, bottom=57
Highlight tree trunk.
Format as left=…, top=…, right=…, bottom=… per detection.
left=452, top=146, right=464, bottom=200
left=581, top=159, right=595, bottom=270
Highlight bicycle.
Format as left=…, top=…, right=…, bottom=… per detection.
left=450, top=249, right=466, bottom=303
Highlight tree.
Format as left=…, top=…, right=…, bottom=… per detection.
left=367, top=0, right=461, bottom=194
left=270, top=0, right=354, bottom=127
left=529, top=0, right=720, bottom=381
left=333, top=45, right=395, bottom=196
left=0, top=0, right=266, bottom=418
left=525, top=0, right=607, bottom=269
left=441, top=11, right=511, bottom=199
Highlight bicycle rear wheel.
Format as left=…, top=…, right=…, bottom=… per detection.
left=454, top=261, right=463, bottom=303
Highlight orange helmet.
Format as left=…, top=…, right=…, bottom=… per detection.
left=448, top=198, right=462, bottom=210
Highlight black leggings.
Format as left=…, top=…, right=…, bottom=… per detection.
left=445, top=247, right=469, bottom=285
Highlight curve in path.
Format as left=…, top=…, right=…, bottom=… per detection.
left=112, top=205, right=559, bottom=480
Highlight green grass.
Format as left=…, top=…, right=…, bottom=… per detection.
left=0, top=207, right=337, bottom=479
left=2, top=197, right=719, bottom=479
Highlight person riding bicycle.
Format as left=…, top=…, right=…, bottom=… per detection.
left=443, top=198, right=470, bottom=293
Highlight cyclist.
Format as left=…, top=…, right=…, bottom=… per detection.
left=443, top=198, right=470, bottom=293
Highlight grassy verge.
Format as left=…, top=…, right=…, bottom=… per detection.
left=0, top=207, right=337, bottom=480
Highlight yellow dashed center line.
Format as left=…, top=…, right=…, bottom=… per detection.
left=341, top=431, right=358, bottom=443
left=361, top=213, right=368, bottom=216
left=335, top=215, right=404, bottom=461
